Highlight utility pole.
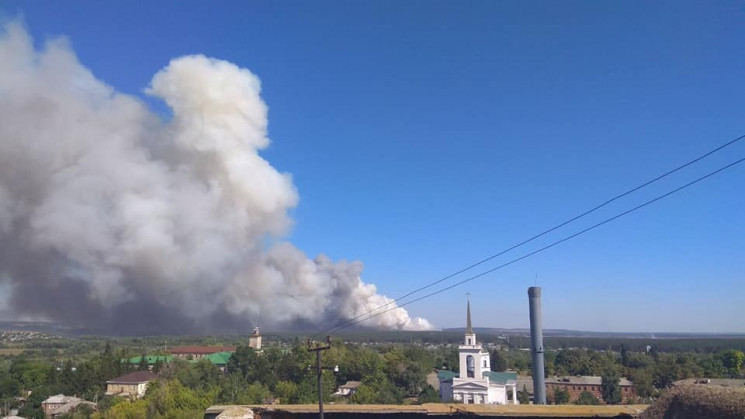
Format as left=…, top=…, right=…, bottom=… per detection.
left=307, top=336, right=337, bottom=419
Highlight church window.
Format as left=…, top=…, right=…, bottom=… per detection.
left=466, top=355, right=475, bottom=378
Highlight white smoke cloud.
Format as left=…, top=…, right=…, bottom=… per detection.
left=0, top=21, right=432, bottom=334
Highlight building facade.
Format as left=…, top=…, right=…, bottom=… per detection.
left=105, top=371, right=158, bottom=399
left=249, top=326, right=262, bottom=350
left=546, top=376, right=636, bottom=403
left=439, top=301, right=518, bottom=404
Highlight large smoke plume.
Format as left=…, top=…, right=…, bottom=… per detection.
left=0, top=22, right=432, bottom=334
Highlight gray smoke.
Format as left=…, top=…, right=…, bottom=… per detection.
left=0, top=22, right=432, bottom=334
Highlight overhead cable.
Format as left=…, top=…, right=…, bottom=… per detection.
left=325, top=154, right=745, bottom=333
left=320, top=133, right=745, bottom=335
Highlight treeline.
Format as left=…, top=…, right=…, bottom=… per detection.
left=0, top=339, right=445, bottom=418
left=1, top=336, right=743, bottom=417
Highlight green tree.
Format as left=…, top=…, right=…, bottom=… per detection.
left=601, top=369, right=622, bottom=404
left=552, top=387, right=570, bottom=404
left=720, top=349, right=744, bottom=378
left=652, top=354, right=682, bottom=388
left=349, top=384, right=375, bottom=404
left=490, top=350, right=507, bottom=372
left=273, top=380, right=298, bottom=404
left=101, top=399, right=148, bottom=419
left=620, top=344, right=629, bottom=367
left=518, top=385, right=530, bottom=404
left=236, top=382, right=271, bottom=404
left=576, top=391, right=600, bottom=405
left=628, top=369, right=654, bottom=399
left=137, top=354, right=148, bottom=371
left=417, top=385, right=440, bottom=403
left=152, top=359, right=164, bottom=374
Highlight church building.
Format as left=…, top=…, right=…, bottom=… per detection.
left=438, top=300, right=519, bottom=404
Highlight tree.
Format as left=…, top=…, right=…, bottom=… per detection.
left=575, top=391, right=600, bottom=405
left=491, top=350, right=507, bottom=372
left=152, top=359, right=164, bottom=374
left=620, top=344, right=629, bottom=367
left=720, top=349, right=744, bottom=378
left=552, top=387, right=570, bottom=404
left=518, top=385, right=530, bottom=404
left=273, top=380, right=298, bottom=404
left=417, top=385, right=440, bottom=404
left=629, top=369, right=654, bottom=399
left=601, top=369, right=622, bottom=404
left=137, top=354, right=148, bottom=371
left=101, top=399, right=148, bottom=419
left=236, top=382, right=271, bottom=404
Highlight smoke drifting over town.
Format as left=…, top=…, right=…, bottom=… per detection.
left=0, top=22, right=432, bottom=334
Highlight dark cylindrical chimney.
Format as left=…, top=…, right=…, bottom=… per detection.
left=528, top=286, right=546, bottom=404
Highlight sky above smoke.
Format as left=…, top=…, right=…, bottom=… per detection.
left=0, top=22, right=432, bottom=335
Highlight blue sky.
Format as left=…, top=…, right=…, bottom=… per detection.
left=2, top=1, right=744, bottom=332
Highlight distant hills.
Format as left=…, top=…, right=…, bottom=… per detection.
left=1, top=321, right=742, bottom=339
left=443, top=327, right=745, bottom=339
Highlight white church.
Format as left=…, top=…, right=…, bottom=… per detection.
left=438, top=301, right=519, bottom=404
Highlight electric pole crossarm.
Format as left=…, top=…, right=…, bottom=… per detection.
left=307, top=336, right=336, bottom=419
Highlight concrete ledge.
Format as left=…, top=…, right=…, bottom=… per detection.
left=206, top=403, right=648, bottom=418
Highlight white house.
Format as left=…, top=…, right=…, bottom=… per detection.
left=439, top=301, right=518, bottom=404
left=105, top=371, right=158, bottom=399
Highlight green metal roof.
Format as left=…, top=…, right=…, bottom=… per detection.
left=437, top=370, right=458, bottom=382
left=202, top=351, right=232, bottom=365
left=128, top=355, right=173, bottom=364
left=482, top=371, right=517, bottom=384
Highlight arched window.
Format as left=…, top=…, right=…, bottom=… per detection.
left=467, top=355, right=475, bottom=378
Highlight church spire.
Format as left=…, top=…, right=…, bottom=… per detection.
left=466, top=298, right=473, bottom=335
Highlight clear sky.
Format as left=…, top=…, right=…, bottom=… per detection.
left=2, top=1, right=743, bottom=333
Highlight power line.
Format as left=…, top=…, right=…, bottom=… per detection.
left=326, top=154, right=745, bottom=333
left=320, top=133, right=745, bottom=335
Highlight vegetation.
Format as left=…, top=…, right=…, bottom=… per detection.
left=0, top=331, right=743, bottom=416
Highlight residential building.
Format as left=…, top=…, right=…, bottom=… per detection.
left=438, top=301, right=519, bottom=404
left=334, top=381, right=362, bottom=397
left=105, top=371, right=158, bottom=399
left=546, top=376, right=636, bottom=403
left=41, top=394, right=96, bottom=418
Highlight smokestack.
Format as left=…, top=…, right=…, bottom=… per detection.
left=528, top=286, right=546, bottom=404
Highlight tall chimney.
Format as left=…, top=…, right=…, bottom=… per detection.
left=528, top=286, right=546, bottom=404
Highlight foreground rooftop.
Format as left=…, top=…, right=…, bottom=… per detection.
left=205, top=403, right=648, bottom=418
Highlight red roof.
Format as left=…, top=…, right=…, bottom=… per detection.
left=169, top=346, right=236, bottom=355
left=107, top=371, right=158, bottom=384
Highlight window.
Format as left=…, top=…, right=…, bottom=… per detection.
left=483, top=360, right=487, bottom=367
left=467, top=355, right=475, bottom=378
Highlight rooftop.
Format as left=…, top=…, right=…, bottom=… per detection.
left=483, top=371, right=518, bottom=384
left=170, top=346, right=236, bottom=355
left=107, top=371, right=158, bottom=384
left=673, top=378, right=745, bottom=387
left=546, top=376, right=633, bottom=386
left=340, top=381, right=362, bottom=389
left=203, top=351, right=232, bottom=365
left=205, top=403, right=648, bottom=417
left=42, top=394, right=83, bottom=404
